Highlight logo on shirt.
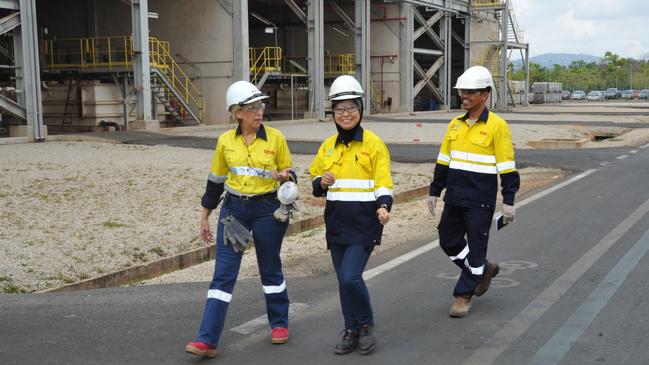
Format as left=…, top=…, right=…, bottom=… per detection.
left=264, top=149, right=276, bottom=155
left=480, top=131, right=489, bottom=136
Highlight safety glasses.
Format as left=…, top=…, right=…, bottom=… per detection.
left=332, top=104, right=360, bottom=115
left=241, top=103, right=266, bottom=112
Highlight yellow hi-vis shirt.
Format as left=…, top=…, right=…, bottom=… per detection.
left=208, top=124, right=292, bottom=196
left=432, top=108, right=519, bottom=208
left=309, top=127, right=393, bottom=246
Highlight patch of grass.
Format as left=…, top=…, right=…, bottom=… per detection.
left=0, top=275, right=12, bottom=282
left=3, top=283, right=26, bottom=293
left=102, top=220, right=127, bottom=228
left=149, top=247, right=165, bottom=257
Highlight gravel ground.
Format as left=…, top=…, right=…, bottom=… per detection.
left=0, top=141, right=432, bottom=293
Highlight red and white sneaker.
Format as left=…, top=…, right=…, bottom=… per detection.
left=271, top=327, right=289, bottom=344
left=185, top=341, right=218, bottom=358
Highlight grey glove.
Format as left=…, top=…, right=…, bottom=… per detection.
left=427, top=196, right=438, bottom=217
left=273, top=202, right=300, bottom=223
left=220, top=215, right=253, bottom=253
left=502, top=204, right=515, bottom=224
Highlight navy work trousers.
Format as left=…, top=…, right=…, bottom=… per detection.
left=196, top=195, right=289, bottom=347
left=330, top=244, right=374, bottom=330
left=438, top=203, right=494, bottom=296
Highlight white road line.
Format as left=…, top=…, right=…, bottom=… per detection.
left=364, top=241, right=439, bottom=280
left=617, top=155, right=629, bottom=159
left=629, top=149, right=639, bottom=154
left=363, top=169, right=597, bottom=281
left=463, top=196, right=649, bottom=365
left=640, top=143, right=649, bottom=149
left=599, top=162, right=609, bottom=166
left=230, top=303, right=309, bottom=335
left=229, top=169, right=597, bottom=336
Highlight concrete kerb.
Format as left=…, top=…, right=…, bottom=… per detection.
left=43, top=185, right=430, bottom=293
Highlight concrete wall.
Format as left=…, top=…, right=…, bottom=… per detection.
left=470, top=10, right=498, bottom=66
left=370, top=3, right=400, bottom=113
left=149, top=0, right=233, bottom=125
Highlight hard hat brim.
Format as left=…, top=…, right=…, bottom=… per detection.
left=330, top=91, right=364, bottom=101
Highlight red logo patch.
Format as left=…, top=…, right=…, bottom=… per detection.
left=480, top=131, right=488, bottom=136
left=264, top=149, right=276, bottom=155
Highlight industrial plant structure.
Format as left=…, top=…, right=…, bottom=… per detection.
left=0, top=0, right=528, bottom=141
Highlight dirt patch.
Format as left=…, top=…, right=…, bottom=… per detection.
left=0, top=141, right=430, bottom=293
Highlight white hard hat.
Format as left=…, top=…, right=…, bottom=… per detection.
left=225, top=80, right=269, bottom=111
left=454, top=66, right=495, bottom=90
left=329, top=75, right=364, bottom=101
left=277, top=181, right=299, bottom=205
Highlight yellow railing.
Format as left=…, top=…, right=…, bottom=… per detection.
left=149, top=37, right=203, bottom=121
left=41, top=35, right=203, bottom=122
left=250, top=47, right=282, bottom=84
left=331, top=54, right=355, bottom=75
left=472, top=0, right=503, bottom=7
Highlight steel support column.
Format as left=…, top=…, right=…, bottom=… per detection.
left=355, top=0, right=370, bottom=112
left=464, top=15, right=471, bottom=70
left=399, top=2, right=413, bottom=114
left=498, top=0, right=509, bottom=110
left=232, top=0, right=249, bottom=81
left=524, top=44, right=529, bottom=106
left=17, top=0, right=44, bottom=140
left=131, top=0, right=153, bottom=122
left=307, top=0, right=324, bottom=121
left=440, top=9, right=451, bottom=111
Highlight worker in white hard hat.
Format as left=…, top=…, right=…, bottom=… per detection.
left=427, top=65, right=520, bottom=318
left=309, top=75, right=394, bottom=356
left=186, top=80, right=297, bottom=358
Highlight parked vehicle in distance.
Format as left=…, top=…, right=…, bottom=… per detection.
left=561, top=90, right=571, bottom=100
left=633, top=90, right=640, bottom=99
left=587, top=90, right=604, bottom=101
left=605, top=88, right=621, bottom=99
left=640, top=89, right=649, bottom=100
left=571, top=90, right=586, bottom=100
left=621, top=89, right=635, bottom=100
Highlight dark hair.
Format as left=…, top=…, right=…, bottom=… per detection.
left=480, top=86, right=491, bottom=94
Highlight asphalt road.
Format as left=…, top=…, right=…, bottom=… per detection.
left=3, top=139, right=649, bottom=364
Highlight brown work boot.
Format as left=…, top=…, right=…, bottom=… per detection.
left=449, top=295, right=471, bottom=318
left=474, top=261, right=500, bottom=297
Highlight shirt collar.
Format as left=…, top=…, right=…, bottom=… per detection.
left=459, top=107, right=490, bottom=123
left=336, top=125, right=364, bottom=145
left=235, top=123, right=267, bottom=141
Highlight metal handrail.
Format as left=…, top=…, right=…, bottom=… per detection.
left=40, top=35, right=204, bottom=122
left=250, top=47, right=282, bottom=84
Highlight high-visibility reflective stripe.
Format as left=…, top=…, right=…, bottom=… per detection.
left=331, top=179, right=375, bottom=189
left=327, top=191, right=376, bottom=202
left=208, top=172, right=227, bottom=183
left=207, top=289, right=232, bottom=302
left=437, top=152, right=451, bottom=163
left=450, top=245, right=470, bottom=261
left=464, top=259, right=485, bottom=275
left=312, top=175, right=322, bottom=181
left=374, top=187, right=393, bottom=198
left=497, top=161, right=516, bottom=172
left=229, top=166, right=273, bottom=179
left=262, top=280, right=287, bottom=294
left=450, top=150, right=496, bottom=164
left=450, top=160, right=498, bottom=174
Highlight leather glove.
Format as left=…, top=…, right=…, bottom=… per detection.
left=427, top=196, right=438, bottom=216
left=221, top=215, right=254, bottom=253
left=273, top=202, right=300, bottom=223
left=502, top=204, right=515, bottom=224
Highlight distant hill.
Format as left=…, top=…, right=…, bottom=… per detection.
left=512, top=53, right=601, bottom=69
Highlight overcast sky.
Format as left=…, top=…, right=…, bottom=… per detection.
left=511, top=0, right=649, bottom=59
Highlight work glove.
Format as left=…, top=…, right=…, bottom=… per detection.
left=427, top=196, right=438, bottom=217
left=502, top=204, right=516, bottom=224
left=221, top=215, right=254, bottom=253
left=273, top=202, right=300, bottom=223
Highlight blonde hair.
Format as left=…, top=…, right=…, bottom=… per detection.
left=229, top=105, right=242, bottom=124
